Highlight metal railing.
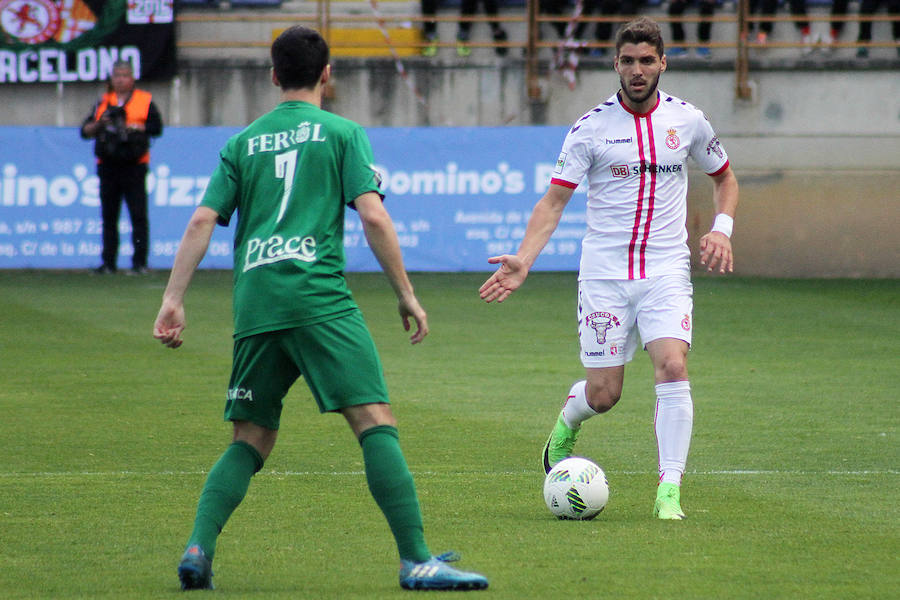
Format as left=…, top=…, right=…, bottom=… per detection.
left=177, top=1, right=900, bottom=101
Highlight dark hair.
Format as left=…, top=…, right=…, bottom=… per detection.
left=271, top=26, right=330, bottom=91
left=112, top=59, right=133, bottom=73
left=615, top=17, right=665, bottom=58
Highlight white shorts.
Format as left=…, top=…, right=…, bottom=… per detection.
left=577, top=273, right=693, bottom=368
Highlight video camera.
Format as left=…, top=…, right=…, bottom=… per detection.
left=95, top=105, right=148, bottom=163
left=101, top=105, right=127, bottom=137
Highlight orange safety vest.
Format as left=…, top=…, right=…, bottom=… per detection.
left=93, top=88, right=153, bottom=164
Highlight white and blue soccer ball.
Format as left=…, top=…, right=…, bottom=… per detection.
left=543, top=457, right=609, bottom=520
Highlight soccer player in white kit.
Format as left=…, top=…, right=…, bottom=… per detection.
left=479, top=17, right=739, bottom=520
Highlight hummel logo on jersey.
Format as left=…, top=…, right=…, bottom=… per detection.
left=605, top=137, right=632, bottom=145
left=409, top=564, right=440, bottom=578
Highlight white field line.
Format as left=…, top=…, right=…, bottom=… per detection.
left=0, top=469, right=897, bottom=478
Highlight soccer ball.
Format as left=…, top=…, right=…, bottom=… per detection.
left=543, top=457, right=609, bottom=520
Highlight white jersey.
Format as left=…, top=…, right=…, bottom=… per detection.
left=551, top=90, right=729, bottom=280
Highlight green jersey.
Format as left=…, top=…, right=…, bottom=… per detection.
left=201, top=101, right=383, bottom=339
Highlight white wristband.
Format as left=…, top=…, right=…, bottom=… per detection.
left=711, top=213, right=733, bottom=238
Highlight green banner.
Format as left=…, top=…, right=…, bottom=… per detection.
left=0, top=0, right=175, bottom=82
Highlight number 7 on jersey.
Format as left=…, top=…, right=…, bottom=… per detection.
left=274, top=149, right=298, bottom=223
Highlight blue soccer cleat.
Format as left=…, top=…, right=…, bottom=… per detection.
left=399, top=552, right=488, bottom=591
left=178, top=544, right=214, bottom=590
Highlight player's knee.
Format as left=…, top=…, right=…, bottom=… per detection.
left=232, top=421, right=277, bottom=460
left=343, top=402, right=397, bottom=437
left=585, top=385, right=620, bottom=413
left=655, top=358, right=688, bottom=383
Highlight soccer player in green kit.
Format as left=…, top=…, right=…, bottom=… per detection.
left=153, top=26, right=488, bottom=592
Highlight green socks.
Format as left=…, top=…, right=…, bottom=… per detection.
left=359, top=425, right=431, bottom=563
left=187, top=441, right=264, bottom=561
left=185, top=429, right=429, bottom=565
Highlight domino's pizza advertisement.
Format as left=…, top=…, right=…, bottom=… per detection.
left=0, top=125, right=587, bottom=271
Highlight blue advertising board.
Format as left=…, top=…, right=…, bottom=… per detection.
left=0, top=125, right=588, bottom=271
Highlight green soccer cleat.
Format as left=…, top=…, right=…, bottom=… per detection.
left=653, top=482, right=686, bottom=520
left=542, top=412, right=580, bottom=473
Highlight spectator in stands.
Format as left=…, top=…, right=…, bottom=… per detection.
left=584, top=0, right=640, bottom=57
left=456, top=0, right=509, bottom=56
left=826, top=0, right=850, bottom=49
left=421, top=0, right=439, bottom=56
left=748, top=0, right=813, bottom=52
left=540, top=0, right=639, bottom=56
left=666, top=0, right=716, bottom=58
left=827, top=0, right=900, bottom=57
left=855, top=0, right=900, bottom=58
left=540, top=0, right=574, bottom=41
left=539, top=0, right=597, bottom=41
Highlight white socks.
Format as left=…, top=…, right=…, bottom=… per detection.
left=654, top=380, right=693, bottom=485
left=560, top=380, right=597, bottom=429
left=560, top=378, right=693, bottom=485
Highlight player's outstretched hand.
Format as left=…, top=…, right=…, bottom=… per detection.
left=479, top=254, right=527, bottom=303
left=699, top=231, right=733, bottom=274
left=153, top=301, right=186, bottom=349
left=398, top=293, right=428, bottom=345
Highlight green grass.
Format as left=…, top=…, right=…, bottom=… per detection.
left=0, top=271, right=897, bottom=599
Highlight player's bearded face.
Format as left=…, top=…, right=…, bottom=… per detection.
left=615, top=42, right=666, bottom=108
left=618, top=69, right=660, bottom=105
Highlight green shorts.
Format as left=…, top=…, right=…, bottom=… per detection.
left=224, top=310, right=389, bottom=429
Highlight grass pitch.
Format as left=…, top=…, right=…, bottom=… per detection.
left=0, top=271, right=897, bottom=599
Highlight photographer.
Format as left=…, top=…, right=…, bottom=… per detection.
left=81, top=60, right=163, bottom=275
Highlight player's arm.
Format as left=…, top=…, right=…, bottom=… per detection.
left=354, top=191, right=428, bottom=345
left=699, top=165, right=739, bottom=274
left=479, top=182, right=575, bottom=303
left=153, top=206, right=219, bottom=349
